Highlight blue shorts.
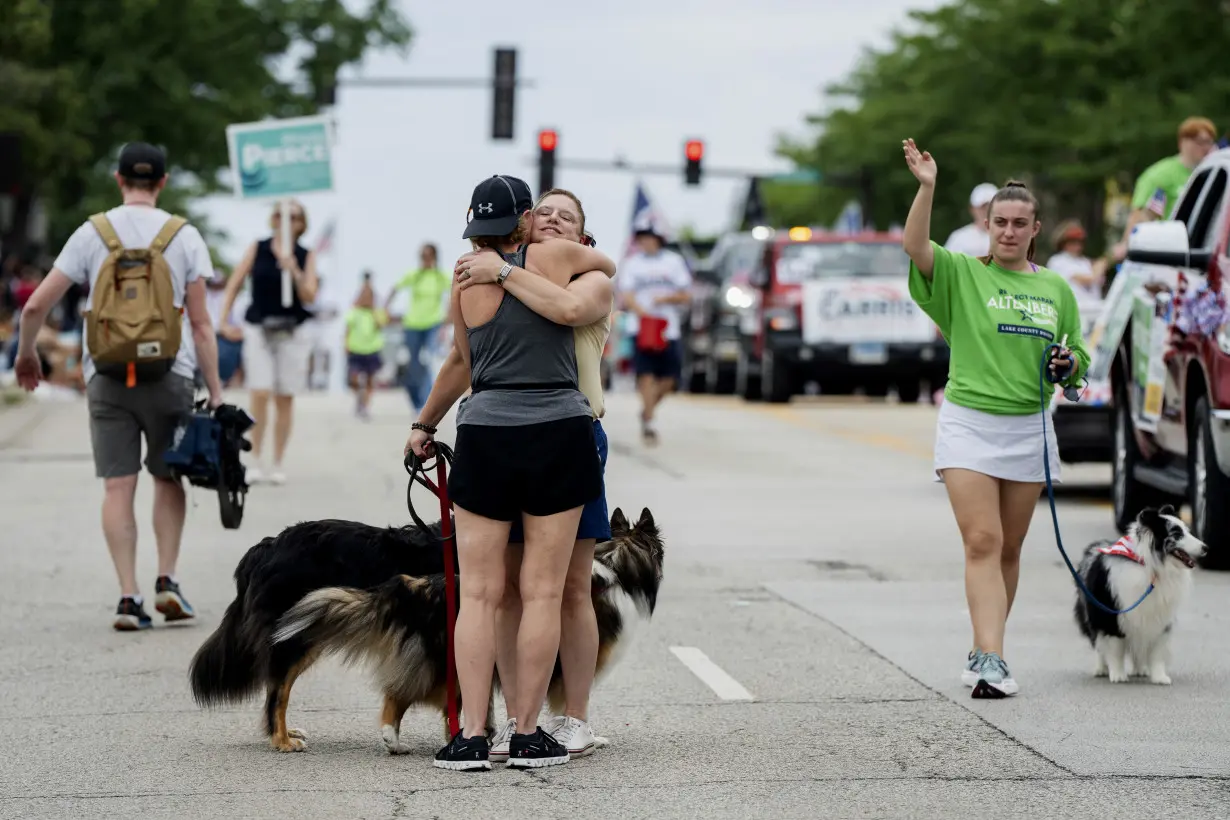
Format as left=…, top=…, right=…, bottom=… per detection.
left=508, top=419, right=610, bottom=542
left=634, top=339, right=682, bottom=381
left=217, top=335, right=243, bottom=383
left=347, top=351, right=383, bottom=376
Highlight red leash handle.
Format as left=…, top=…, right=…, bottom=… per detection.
left=437, top=457, right=459, bottom=739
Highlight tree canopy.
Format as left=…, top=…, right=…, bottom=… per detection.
left=774, top=0, right=1230, bottom=255
left=0, top=0, right=411, bottom=258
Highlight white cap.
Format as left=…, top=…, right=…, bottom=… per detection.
left=970, top=183, right=998, bottom=207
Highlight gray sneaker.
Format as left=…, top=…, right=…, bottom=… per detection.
left=488, top=718, right=516, bottom=764
left=971, top=651, right=1019, bottom=698
left=961, top=649, right=984, bottom=687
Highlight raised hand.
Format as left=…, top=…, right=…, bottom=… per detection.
left=902, top=138, right=937, bottom=187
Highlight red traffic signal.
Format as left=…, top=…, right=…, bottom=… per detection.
left=684, top=139, right=703, bottom=185
left=539, top=129, right=558, bottom=152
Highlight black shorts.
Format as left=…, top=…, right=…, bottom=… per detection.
left=448, top=415, right=603, bottom=521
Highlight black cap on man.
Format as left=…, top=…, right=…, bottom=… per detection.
left=117, top=142, right=167, bottom=183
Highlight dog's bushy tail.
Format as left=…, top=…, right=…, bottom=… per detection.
left=189, top=543, right=270, bottom=707
left=272, top=575, right=439, bottom=672
left=189, top=593, right=266, bottom=707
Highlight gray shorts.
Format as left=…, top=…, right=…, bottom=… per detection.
left=86, top=372, right=195, bottom=479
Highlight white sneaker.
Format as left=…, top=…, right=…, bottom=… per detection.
left=546, top=715, right=597, bottom=758
left=269, top=467, right=286, bottom=485
left=488, top=718, right=515, bottom=763
left=246, top=463, right=267, bottom=484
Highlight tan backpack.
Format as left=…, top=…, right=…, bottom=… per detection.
left=83, top=213, right=187, bottom=387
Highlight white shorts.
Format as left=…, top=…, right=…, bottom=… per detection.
left=242, top=322, right=311, bottom=396
left=933, top=399, right=1061, bottom=484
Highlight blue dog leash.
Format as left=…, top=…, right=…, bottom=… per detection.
left=1039, top=341, right=1155, bottom=615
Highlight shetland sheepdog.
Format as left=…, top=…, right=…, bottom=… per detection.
left=1073, top=505, right=1205, bottom=684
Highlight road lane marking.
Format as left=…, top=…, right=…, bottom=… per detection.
left=670, top=646, right=755, bottom=701
left=758, top=405, right=933, bottom=460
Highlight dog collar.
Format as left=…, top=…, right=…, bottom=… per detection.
left=1097, top=536, right=1145, bottom=565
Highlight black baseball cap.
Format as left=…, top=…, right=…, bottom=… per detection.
left=118, top=142, right=166, bottom=181
left=462, top=174, right=534, bottom=239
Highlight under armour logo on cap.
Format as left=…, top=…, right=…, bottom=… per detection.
left=478, top=203, right=494, bottom=214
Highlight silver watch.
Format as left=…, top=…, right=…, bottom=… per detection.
left=496, top=262, right=513, bottom=285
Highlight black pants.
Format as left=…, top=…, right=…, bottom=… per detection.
left=448, top=415, right=602, bottom=521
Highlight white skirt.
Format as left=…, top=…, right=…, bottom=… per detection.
left=933, top=399, right=1061, bottom=484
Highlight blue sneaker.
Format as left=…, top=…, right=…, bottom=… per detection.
left=154, top=576, right=195, bottom=622
left=971, top=651, right=1019, bottom=698
left=961, top=649, right=984, bottom=687
left=113, top=597, right=152, bottom=631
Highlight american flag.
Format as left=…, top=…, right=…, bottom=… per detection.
left=623, top=181, right=670, bottom=260
left=1145, top=187, right=1168, bottom=218
left=314, top=218, right=336, bottom=255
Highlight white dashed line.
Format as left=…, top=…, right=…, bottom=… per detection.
left=670, top=646, right=755, bottom=701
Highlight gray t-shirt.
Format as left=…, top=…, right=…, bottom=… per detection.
left=53, top=205, right=212, bottom=383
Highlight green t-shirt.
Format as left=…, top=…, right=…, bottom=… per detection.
left=394, top=267, right=450, bottom=330
left=1131, top=155, right=1193, bottom=219
left=908, top=241, right=1090, bottom=415
left=345, top=307, right=388, bottom=355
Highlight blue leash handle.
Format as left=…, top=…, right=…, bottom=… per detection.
left=1040, top=342, right=1154, bottom=615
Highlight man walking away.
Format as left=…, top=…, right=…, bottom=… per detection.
left=14, top=142, right=224, bottom=631
left=618, top=225, right=692, bottom=444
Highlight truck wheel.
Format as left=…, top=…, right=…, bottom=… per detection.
left=763, top=350, right=792, bottom=404
left=705, top=357, right=734, bottom=394
left=1111, top=394, right=1180, bottom=533
left=736, top=349, right=761, bottom=402
left=897, top=379, right=922, bottom=404
left=1191, top=397, right=1230, bottom=569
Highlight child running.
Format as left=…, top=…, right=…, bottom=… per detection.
left=345, top=275, right=388, bottom=420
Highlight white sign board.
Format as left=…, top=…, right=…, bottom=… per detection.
left=800, top=277, right=935, bottom=345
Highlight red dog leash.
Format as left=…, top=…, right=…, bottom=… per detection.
left=404, top=445, right=460, bottom=738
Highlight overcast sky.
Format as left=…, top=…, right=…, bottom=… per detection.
left=196, top=0, right=942, bottom=307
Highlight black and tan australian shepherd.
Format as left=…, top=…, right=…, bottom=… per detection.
left=189, top=507, right=664, bottom=754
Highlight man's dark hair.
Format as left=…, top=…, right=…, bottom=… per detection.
left=120, top=177, right=158, bottom=192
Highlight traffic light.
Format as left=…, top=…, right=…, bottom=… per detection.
left=684, top=139, right=703, bottom=186
left=538, top=128, right=557, bottom=193
left=491, top=47, right=517, bottom=140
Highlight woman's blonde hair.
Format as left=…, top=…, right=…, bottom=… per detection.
left=269, top=198, right=309, bottom=238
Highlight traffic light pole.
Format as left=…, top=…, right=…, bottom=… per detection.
left=336, top=47, right=533, bottom=141
left=339, top=78, right=536, bottom=88
left=526, top=156, right=782, bottom=179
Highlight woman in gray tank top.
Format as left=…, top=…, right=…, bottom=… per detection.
left=415, top=189, right=617, bottom=761
left=429, top=175, right=614, bottom=772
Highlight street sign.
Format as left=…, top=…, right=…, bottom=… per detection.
left=225, top=115, right=336, bottom=200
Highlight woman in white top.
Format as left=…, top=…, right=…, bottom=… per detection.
left=1045, top=221, right=1106, bottom=307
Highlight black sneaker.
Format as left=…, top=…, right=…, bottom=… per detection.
left=506, top=727, right=570, bottom=769
left=154, top=576, right=195, bottom=622
left=113, top=598, right=152, bottom=631
left=433, top=731, right=492, bottom=771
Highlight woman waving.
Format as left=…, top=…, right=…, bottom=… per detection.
left=901, top=139, right=1090, bottom=699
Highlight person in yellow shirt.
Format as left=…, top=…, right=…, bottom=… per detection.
left=384, top=243, right=450, bottom=410
left=346, top=275, right=388, bottom=420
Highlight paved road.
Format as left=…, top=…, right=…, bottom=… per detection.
left=1, top=384, right=1226, bottom=819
